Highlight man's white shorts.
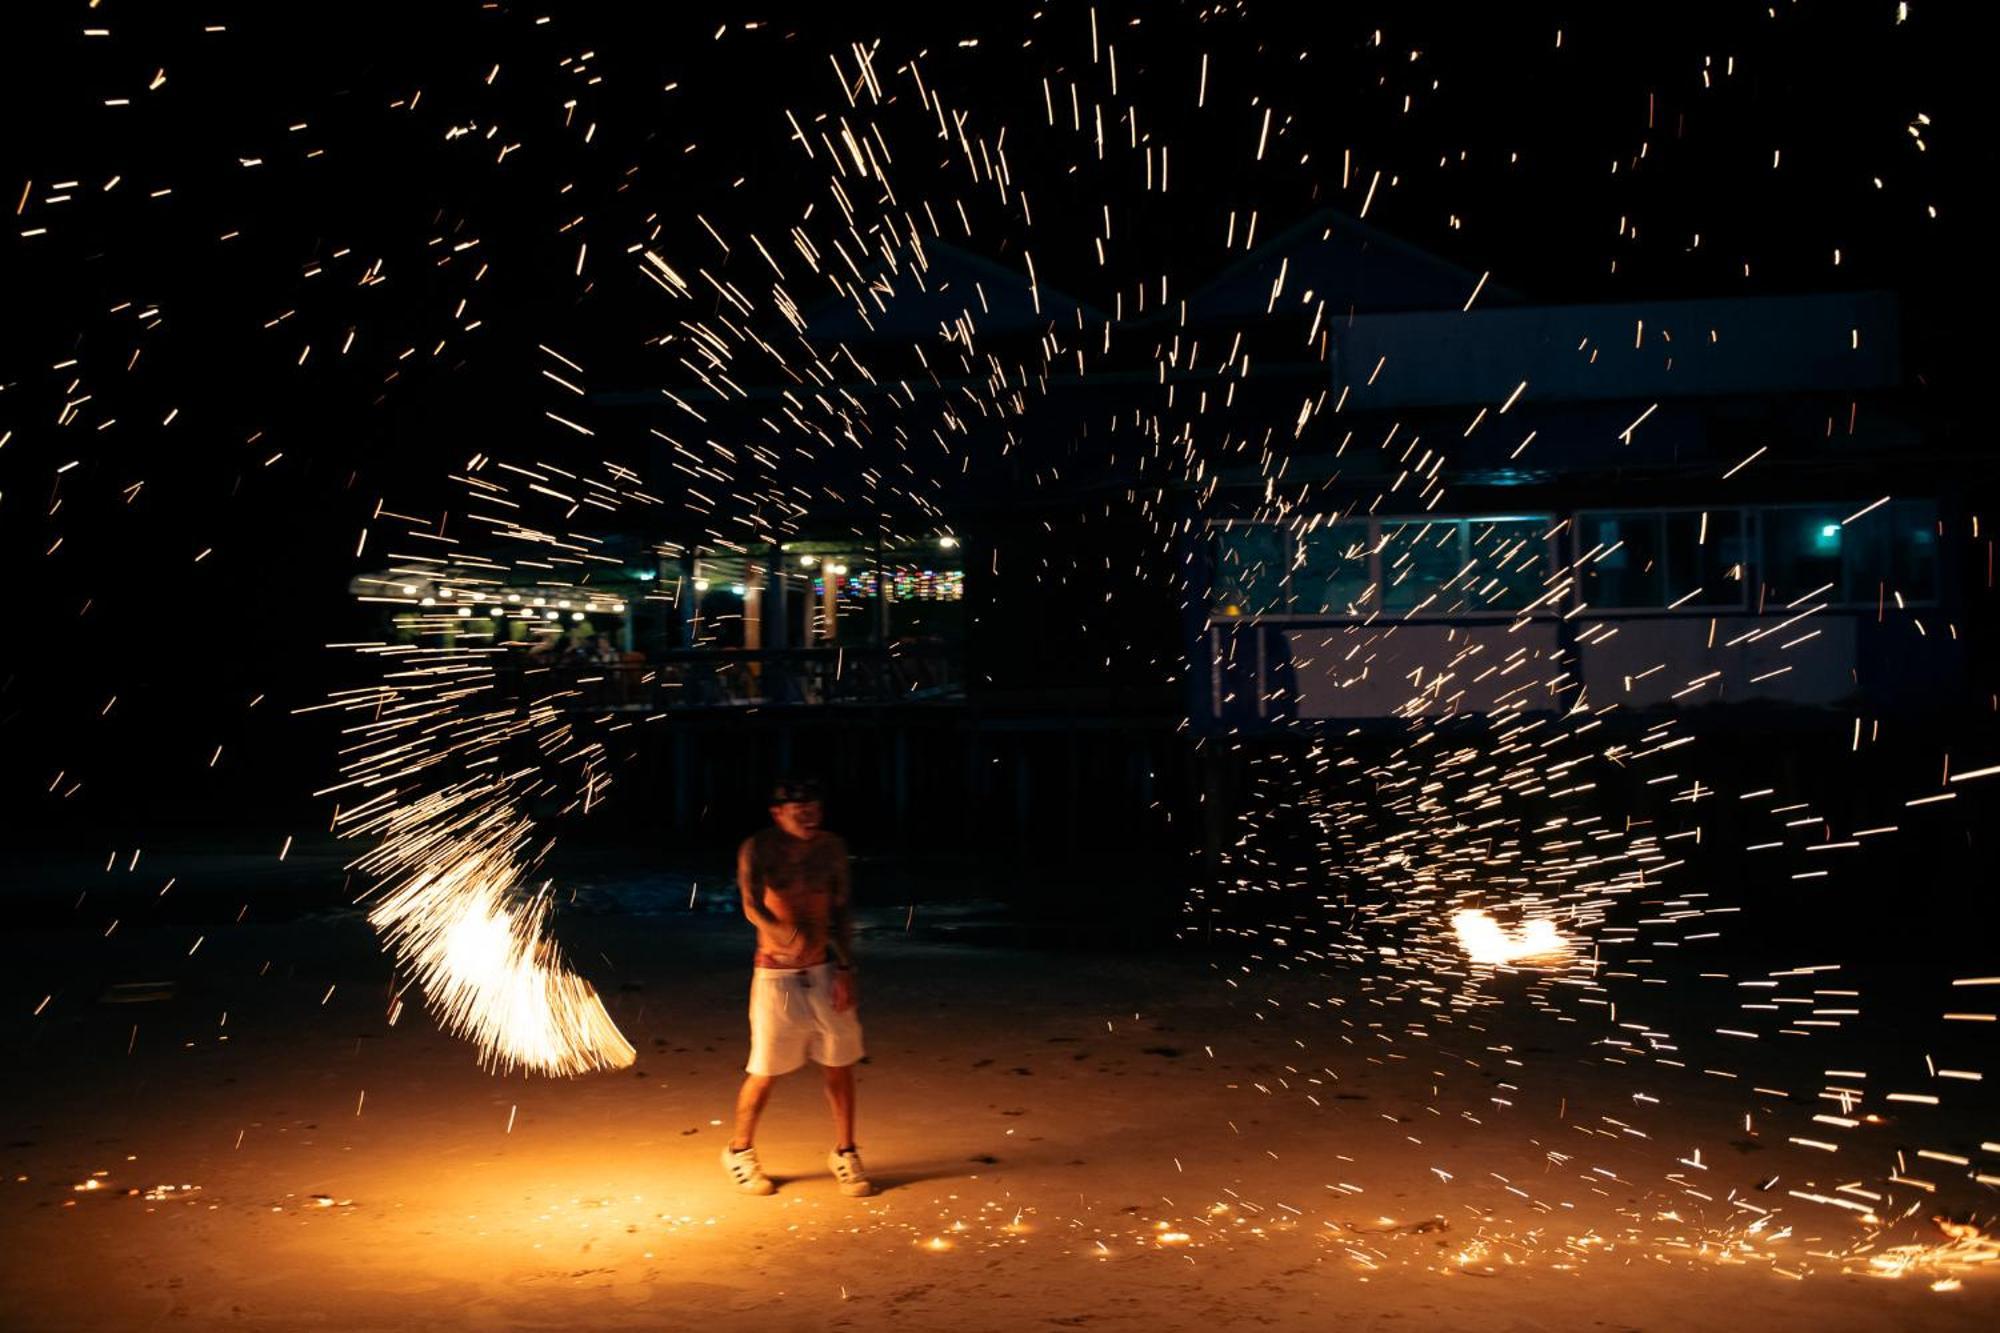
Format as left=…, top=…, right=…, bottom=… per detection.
left=746, top=964, right=865, bottom=1076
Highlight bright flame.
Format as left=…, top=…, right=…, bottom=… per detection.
left=354, top=788, right=635, bottom=1076
left=1451, top=909, right=1570, bottom=966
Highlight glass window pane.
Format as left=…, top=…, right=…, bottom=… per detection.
left=1464, top=518, right=1551, bottom=610
left=1381, top=520, right=1467, bottom=611
left=1839, top=510, right=1890, bottom=605
left=1577, top=512, right=1666, bottom=608
left=1842, top=500, right=1940, bottom=604
left=1761, top=508, right=1846, bottom=606
left=1662, top=511, right=1746, bottom=608
left=1295, top=520, right=1374, bottom=615
left=1891, top=500, right=1939, bottom=601
left=1211, top=525, right=1289, bottom=617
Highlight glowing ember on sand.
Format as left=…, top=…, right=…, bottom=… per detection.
left=1862, top=1218, right=2000, bottom=1288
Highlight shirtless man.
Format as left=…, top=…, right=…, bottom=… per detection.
left=720, top=777, right=874, bottom=1197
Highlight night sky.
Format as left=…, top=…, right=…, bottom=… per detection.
left=0, top=2, right=1983, bottom=837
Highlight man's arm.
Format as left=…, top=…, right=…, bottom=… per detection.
left=827, top=839, right=856, bottom=969
left=828, top=840, right=858, bottom=1011
left=737, top=837, right=780, bottom=931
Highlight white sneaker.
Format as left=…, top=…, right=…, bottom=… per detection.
left=721, top=1144, right=775, bottom=1195
left=828, top=1146, right=875, bottom=1197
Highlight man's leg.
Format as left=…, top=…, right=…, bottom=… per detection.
left=822, top=1062, right=856, bottom=1150
left=730, top=1073, right=776, bottom=1151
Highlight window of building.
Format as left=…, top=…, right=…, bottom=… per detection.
left=1467, top=517, right=1556, bottom=610
left=1294, top=521, right=1374, bottom=615
left=1208, top=514, right=1554, bottom=619
left=1882, top=500, right=1939, bottom=601
left=1576, top=512, right=1666, bottom=608
left=1210, top=503, right=1940, bottom=621
left=1662, top=510, right=1748, bottom=608
left=1211, top=525, right=1289, bottom=617
left=1833, top=500, right=1939, bottom=606
left=1380, top=520, right=1468, bottom=611
left=1759, top=506, right=1848, bottom=607
left=1759, top=500, right=1939, bottom=608
left=1576, top=509, right=1747, bottom=610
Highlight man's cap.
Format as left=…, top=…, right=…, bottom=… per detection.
left=771, top=776, right=824, bottom=804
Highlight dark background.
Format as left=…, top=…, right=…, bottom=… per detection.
left=0, top=2, right=1988, bottom=913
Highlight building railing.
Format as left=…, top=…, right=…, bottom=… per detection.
left=503, top=645, right=963, bottom=713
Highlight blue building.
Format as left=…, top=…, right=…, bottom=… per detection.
left=1190, top=210, right=1956, bottom=730
left=555, top=208, right=1973, bottom=857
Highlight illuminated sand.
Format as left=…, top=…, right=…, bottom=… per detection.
left=4, top=901, right=1993, bottom=1331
